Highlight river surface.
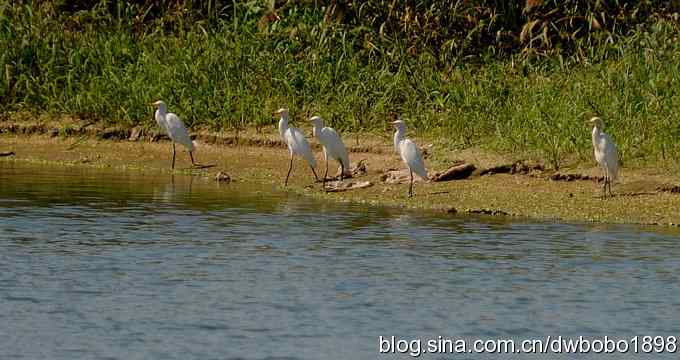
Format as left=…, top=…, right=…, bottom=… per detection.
left=1, top=161, right=679, bottom=359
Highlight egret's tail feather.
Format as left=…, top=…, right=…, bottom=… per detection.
left=339, top=155, right=351, bottom=176
left=608, top=166, right=618, bottom=182
left=603, top=160, right=618, bottom=182
left=341, top=156, right=350, bottom=171
left=414, top=166, right=429, bottom=181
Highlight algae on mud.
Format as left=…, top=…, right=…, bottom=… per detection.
left=2, top=130, right=680, bottom=227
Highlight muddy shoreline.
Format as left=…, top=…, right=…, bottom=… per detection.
left=2, top=120, right=680, bottom=226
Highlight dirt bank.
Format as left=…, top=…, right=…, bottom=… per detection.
left=2, top=120, right=680, bottom=226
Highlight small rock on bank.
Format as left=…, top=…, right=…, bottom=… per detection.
left=432, top=163, right=476, bottom=181
left=325, top=180, right=373, bottom=192
left=215, top=171, right=231, bottom=182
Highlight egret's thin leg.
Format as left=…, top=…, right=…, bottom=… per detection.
left=408, top=169, right=414, bottom=198
left=172, top=142, right=176, bottom=169
left=608, top=178, right=614, bottom=197
left=606, top=177, right=610, bottom=198
left=285, top=156, right=294, bottom=187
left=310, top=166, right=319, bottom=182
left=322, top=159, right=329, bottom=188
left=340, top=163, right=345, bottom=182
left=189, top=151, right=196, bottom=166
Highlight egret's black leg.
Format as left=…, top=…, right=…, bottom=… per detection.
left=323, top=159, right=329, bottom=188
left=172, top=142, right=176, bottom=169
left=310, top=166, right=319, bottom=182
left=189, top=151, right=196, bottom=166
left=285, top=156, right=294, bottom=187
left=408, top=169, right=414, bottom=198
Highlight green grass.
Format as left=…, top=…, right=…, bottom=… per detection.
left=1, top=1, right=680, bottom=169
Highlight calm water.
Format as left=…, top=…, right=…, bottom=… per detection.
left=1, top=161, right=679, bottom=359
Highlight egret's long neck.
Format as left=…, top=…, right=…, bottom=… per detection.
left=278, top=115, right=289, bottom=139
left=591, top=125, right=602, bottom=144
left=155, top=105, right=167, bottom=127
left=311, top=123, right=321, bottom=138
left=393, top=127, right=405, bottom=154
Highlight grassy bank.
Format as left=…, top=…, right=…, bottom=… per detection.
left=1, top=1, right=680, bottom=169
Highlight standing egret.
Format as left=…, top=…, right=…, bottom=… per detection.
left=588, top=116, right=619, bottom=198
left=273, top=108, right=319, bottom=186
left=391, top=120, right=428, bottom=198
left=151, top=100, right=196, bottom=169
left=309, top=116, right=350, bottom=187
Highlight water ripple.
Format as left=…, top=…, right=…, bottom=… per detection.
left=1, top=162, right=680, bottom=359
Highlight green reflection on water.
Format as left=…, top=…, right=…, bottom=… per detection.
left=0, top=160, right=287, bottom=213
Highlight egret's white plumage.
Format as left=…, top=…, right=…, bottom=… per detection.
left=589, top=116, right=619, bottom=198
left=392, top=120, right=428, bottom=197
left=309, top=116, right=350, bottom=186
left=152, top=100, right=196, bottom=169
left=274, top=108, right=318, bottom=186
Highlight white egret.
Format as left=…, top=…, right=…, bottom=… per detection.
left=273, top=108, right=319, bottom=186
left=151, top=100, right=196, bottom=169
left=309, top=116, right=350, bottom=187
left=391, top=120, right=428, bottom=198
left=589, top=116, right=619, bottom=198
